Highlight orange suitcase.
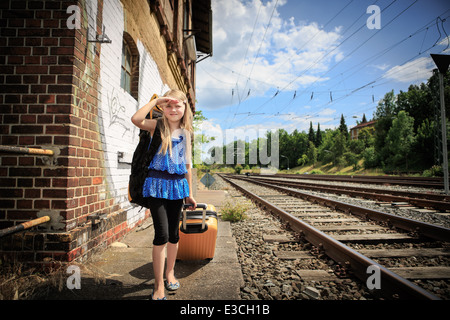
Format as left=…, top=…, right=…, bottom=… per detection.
left=177, top=203, right=218, bottom=260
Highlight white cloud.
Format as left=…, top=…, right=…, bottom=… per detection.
left=382, top=57, right=434, bottom=83
left=372, top=63, right=390, bottom=71
left=196, top=0, right=344, bottom=111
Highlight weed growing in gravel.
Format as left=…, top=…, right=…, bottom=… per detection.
left=220, top=201, right=248, bottom=222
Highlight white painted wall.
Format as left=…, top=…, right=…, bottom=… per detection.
left=98, top=0, right=169, bottom=228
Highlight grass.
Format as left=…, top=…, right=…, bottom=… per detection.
left=220, top=201, right=249, bottom=222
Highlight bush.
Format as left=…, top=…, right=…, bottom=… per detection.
left=220, top=201, right=248, bottom=222
left=362, top=147, right=377, bottom=169
left=423, top=165, right=443, bottom=177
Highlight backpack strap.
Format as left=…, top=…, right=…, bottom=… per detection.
left=144, top=118, right=162, bottom=167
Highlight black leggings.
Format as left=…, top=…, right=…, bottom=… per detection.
left=147, top=197, right=183, bottom=246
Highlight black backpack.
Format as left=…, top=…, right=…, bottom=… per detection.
left=128, top=118, right=162, bottom=208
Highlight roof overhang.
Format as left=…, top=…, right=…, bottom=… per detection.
left=192, top=0, right=212, bottom=57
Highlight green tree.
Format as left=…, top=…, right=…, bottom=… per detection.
left=373, top=90, right=397, bottom=166
left=361, top=113, right=367, bottom=123
left=316, top=123, right=322, bottom=146
left=308, top=122, right=315, bottom=145
left=344, top=151, right=359, bottom=170
left=338, top=114, right=348, bottom=137
left=385, top=111, right=415, bottom=170
left=413, top=118, right=436, bottom=169
left=306, top=141, right=317, bottom=165
left=331, top=131, right=347, bottom=166
left=362, top=146, right=377, bottom=169
left=397, top=83, right=433, bottom=131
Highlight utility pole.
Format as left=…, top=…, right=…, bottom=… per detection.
left=431, top=54, right=450, bottom=194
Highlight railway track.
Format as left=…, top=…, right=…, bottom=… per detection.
left=257, top=173, right=445, bottom=189
left=217, top=174, right=450, bottom=300
left=244, top=174, right=450, bottom=212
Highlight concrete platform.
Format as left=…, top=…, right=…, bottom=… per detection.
left=195, top=189, right=228, bottom=210
left=40, top=190, right=244, bottom=300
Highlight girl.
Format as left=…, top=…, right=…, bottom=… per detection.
left=131, top=89, right=196, bottom=300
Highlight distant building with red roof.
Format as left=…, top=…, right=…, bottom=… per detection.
left=349, top=120, right=376, bottom=140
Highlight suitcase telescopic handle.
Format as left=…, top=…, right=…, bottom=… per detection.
left=182, top=203, right=207, bottom=231
left=183, top=203, right=207, bottom=209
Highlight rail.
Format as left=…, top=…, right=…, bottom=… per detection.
left=220, top=174, right=444, bottom=300
left=249, top=175, right=450, bottom=211
left=0, top=216, right=50, bottom=238
left=255, top=173, right=445, bottom=189
left=235, top=175, right=450, bottom=242
left=0, top=145, right=54, bottom=156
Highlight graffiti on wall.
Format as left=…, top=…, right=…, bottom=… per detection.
left=107, top=88, right=131, bottom=137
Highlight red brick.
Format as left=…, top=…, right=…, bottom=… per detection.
left=37, top=114, right=53, bottom=123
left=16, top=66, right=48, bottom=74
left=24, top=56, right=41, bottom=64
left=45, top=125, right=72, bottom=134
left=36, top=136, right=52, bottom=145
left=20, top=115, right=36, bottom=123
left=3, top=47, right=31, bottom=55
left=17, top=200, right=32, bottom=209
left=30, top=85, right=47, bottom=93
left=25, top=37, right=42, bottom=46
left=49, top=65, right=74, bottom=75
left=42, top=56, right=57, bottom=65
left=32, top=47, right=49, bottom=55
left=5, top=95, right=20, bottom=103
left=39, top=95, right=55, bottom=103
left=23, top=75, right=39, bottom=84
left=8, top=56, right=24, bottom=64
left=11, top=125, right=43, bottom=134
left=17, top=178, right=32, bottom=187
left=18, top=28, right=50, bottom=37
left=28, top=105, right=45, bottom=113
left=46, top=104, right=72, bottom=114
left=9, top=167, right=41, bottom=177
left=8, top=18, right=25, bottom=28
left=18, top=157, right=35, bottom=166
left=0, top=85, right=28, bottom=93
left=18, top=136, right=35, bottom=145
left=48, top=85, right=72, bottom=94
left=40, top=75, right=56, bottom=84
left=0, top=188, right=23, bottom=198
left=6, top=75, right=22, bottom=84
left=25, top=189, right=41, bottom=198
left=7, top=210, right=38, bottom=220
left=34, top=200, right=50, bottom=209
left=44, top=168, right=68, bottom=177
left=93, top=177, right=102, bottom=185
left=42, top=38, right=59, bottom=46
left=50, top=47, right=74, bottom=56
left=1, top=178, right=17, bottom=188
left=43, top=189, right=67, bottom=198
left=22, top=95, right=38, bottom=103
left=35, top=178, right=51, bottom=187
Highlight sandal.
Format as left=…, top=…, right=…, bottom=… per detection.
left=164, top=279, right=180, bottom=291
left=151, top=290, right=167, bottom=300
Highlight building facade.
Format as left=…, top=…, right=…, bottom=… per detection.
left=349, top=120, right=376, bottom=140
left=0, top=0, right=212, bottom=266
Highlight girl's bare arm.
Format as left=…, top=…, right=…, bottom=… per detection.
left=131, top=97, right=178, bottom=132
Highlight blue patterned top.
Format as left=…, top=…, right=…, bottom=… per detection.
left=142, top=129, right=191, bottom=200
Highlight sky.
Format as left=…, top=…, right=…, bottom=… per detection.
left=194, top=0, right=450, bottom=154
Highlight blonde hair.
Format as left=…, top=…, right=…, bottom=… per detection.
left=159, top=89, right=193, bottom=156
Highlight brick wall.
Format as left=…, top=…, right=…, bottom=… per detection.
left=0, top=0, right=131, bottom=266
left=0, top=0, right=200, bottom=267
